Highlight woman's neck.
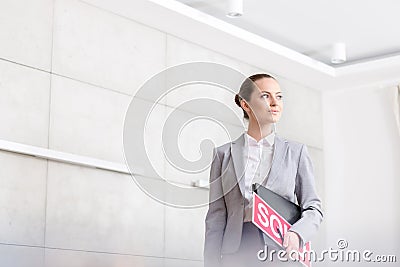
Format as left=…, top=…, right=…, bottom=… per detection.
left=246, top=122, right=273, bottom=142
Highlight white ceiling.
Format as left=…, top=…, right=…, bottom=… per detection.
left=177, top=0, right=400, bottom=66
left=87, top=0, right=400, bottom=90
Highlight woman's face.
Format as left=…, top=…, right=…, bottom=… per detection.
left=243, top=77, right=283, bottom=125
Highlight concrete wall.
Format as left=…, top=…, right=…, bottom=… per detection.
left=0, top=1, right=325, bottom=266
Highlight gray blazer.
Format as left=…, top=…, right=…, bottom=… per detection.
left=203, top=133, right=323, bottom=266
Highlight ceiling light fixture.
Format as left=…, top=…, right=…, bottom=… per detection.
left=226, top=0, right=243, bottom=18
left=331, top=42, right=347, bottom=64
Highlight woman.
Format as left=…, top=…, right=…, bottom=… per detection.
left=204, top=73, right=323, bottom=267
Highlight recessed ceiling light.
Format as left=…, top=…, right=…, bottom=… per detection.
left=331, top=42, right=347, bottom=64
left=226, top=0, right=243, bottom=18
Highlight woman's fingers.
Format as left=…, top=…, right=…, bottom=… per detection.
left=283, top=232, right=300, bottom=261
left=283, top=232, right=289, bottom=248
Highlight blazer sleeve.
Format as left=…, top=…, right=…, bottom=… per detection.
left=203, top=147, right=227, bottom=267
left=289, top=144, right=324, bottom=246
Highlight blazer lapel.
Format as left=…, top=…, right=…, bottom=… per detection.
left=264, top=135, right=289, bottom=187
left=230, top=133, right=289, bottom=196
left=230, top=133, right=246, bottom=196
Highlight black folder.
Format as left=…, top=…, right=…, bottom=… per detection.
left=252, top=183, right=301, bottom=225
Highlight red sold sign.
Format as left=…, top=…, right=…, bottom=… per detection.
left=252, top=192, right=312, bottom=267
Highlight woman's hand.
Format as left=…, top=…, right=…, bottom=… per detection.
left=283, top=231, right=300, bottom=260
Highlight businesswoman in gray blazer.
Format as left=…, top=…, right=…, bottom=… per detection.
left=204, top=73, right=323, bottom=267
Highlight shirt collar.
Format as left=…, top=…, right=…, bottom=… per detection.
left=245, top=130, right=275, bottom=147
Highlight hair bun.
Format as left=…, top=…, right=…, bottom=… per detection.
left=234, top=94, right=241, bottom=107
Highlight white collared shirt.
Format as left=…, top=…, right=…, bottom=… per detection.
left=243, top=131, right=275, bottom=222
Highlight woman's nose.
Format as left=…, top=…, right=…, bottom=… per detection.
left=269, top=97, right=277, bottom=106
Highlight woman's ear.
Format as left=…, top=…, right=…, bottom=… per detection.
left=240, top=99, right=251, bottom=114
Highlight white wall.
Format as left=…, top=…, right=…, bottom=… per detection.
left=0, top=0, right=325, bottom=266
left=322, top=86, right=400, bottom=266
